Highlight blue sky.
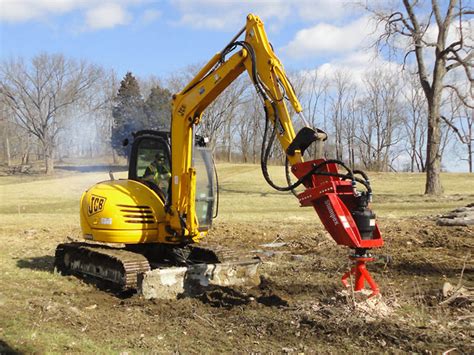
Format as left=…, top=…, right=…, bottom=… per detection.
left=1, top=0, right=471, bottom=171
left=0, top=0, right=372, bottom=78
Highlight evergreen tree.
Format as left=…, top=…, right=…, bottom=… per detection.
left=144, top=85, right=172, bottom=130
left=111, top=72, right=146, bottom=157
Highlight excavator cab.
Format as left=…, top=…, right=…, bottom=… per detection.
left=128, top=130, right=216, bottom=229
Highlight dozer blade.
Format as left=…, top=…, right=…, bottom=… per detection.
left=139, top=259, right=261, bottom=300
left=54, top=242, right=151, bottom=290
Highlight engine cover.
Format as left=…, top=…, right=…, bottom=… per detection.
left=80, top=179, right=167, bottom=244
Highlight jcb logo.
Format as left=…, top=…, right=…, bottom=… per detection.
left=88, top=195, right=106, bottom=216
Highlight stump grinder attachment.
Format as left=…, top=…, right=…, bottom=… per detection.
left=291, top=159, right=384, bottom=297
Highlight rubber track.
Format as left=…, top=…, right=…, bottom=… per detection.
left=55, top=242, right=151, bottom=290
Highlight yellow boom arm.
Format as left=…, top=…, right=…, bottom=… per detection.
left=168, top=14, right=307, bottom=240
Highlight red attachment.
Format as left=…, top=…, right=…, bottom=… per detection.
left=341, top=256, right=380, bottom=298
left=291, top=159, right=383, bottom=249
left=291, top=159, right=383, bottom=296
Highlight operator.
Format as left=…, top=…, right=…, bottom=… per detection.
left=144, top=152, right=171, bottom=192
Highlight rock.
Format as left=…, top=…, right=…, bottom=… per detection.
left=290, top=254, right=304, bottom=261
left=260, top=242, right=287, bottom=248
left=442, top=282, right=454, bottom=297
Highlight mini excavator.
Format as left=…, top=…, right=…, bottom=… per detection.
left=55, top=14, right=384, bottom=297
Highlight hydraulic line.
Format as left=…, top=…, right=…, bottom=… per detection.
left=203, top=39, right=374, bottom=197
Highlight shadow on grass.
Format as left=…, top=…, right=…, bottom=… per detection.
left=187, top=284, right=289, bottom=309
left=18, top=254, right=136, bottom=299
left=388, top=261, right=473, bottom=277
left=0, top=339, right=21, bottom=355
left=16, top=256, right=55, bottom=273
left=55, top=165, right=126, bottom=173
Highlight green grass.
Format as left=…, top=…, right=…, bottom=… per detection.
left=215, top=163, right=474, bottom=221
left=1, top=164, right=472, bottom=225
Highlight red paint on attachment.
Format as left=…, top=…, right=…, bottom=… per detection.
left=341, top=257, right=380, bottom=298
left=291, top=159, right=383, bottom=249
left=291, top=159, right=383, bottom=296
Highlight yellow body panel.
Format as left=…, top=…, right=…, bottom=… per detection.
left=80, top=179, right=182, bottom=244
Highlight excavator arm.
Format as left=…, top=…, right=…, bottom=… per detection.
left=169, top=14, right=384, bottom=296
left=169, top=14, right=309, bottom=236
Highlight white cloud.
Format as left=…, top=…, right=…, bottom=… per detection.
left=311, top=49, right=402, bottom=87
left=169, top=0, right=356, bottom=30
left=85, top=3, right=130, bottom=30
left=170, top=0, right=291, bottom=30
left=142, top=9, right=161, bottom=24
left=283, top=16, right=380, bottom=58
left=0, top=0, right=82, bottom=22
left=296, top=0, right=358, bottom=21
left=0, top=0, right=145, bottom=30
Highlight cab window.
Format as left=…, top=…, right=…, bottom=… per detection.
left=193, top=147, right=215, bottom=230
left=135, top=138, right=171, bottom=196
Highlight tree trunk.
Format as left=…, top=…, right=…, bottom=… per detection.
left=112, top=149, right=119, bottom=164
left=21, top=135, right=30, bottom=165
left=42, top=141, right=54, bottom=174
left=5, top=136, right=11, bottom=167
left=468, top=140, right=472, bottom=173
left=425, top=97, right=443, bottom=194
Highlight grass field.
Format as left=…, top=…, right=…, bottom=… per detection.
left=0, top=163, right=473, bottom=353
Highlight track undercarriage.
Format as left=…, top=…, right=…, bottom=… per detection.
left=54, top=242, right=261, bottom=298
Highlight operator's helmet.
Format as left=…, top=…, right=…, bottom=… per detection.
left=155, top=151, right=166, bottom=163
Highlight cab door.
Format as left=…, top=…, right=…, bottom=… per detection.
left=193, top=147, right=216, bottom=230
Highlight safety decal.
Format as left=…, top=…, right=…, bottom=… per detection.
left=88, top=195, right=106, bottom=216
left=324, top=199, right=339, bottom=226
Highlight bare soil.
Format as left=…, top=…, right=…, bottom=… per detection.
left=1, top=216, right=472, bottom=354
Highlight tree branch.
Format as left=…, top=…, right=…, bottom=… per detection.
left=444, top=85, right=474, bottom=108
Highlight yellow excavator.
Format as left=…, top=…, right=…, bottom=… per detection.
left=55, top=14, right=384, bottom=297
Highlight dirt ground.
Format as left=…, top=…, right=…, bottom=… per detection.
left=1, top=216, right=472, bottom=354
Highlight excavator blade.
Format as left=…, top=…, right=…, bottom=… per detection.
left=140, top=259, right=261, bottom=300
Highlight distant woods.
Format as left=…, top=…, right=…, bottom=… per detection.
left=0, top=56, right=172, bottom=173
left=111, top=72, right=171, bottom=158
left=0, top=0, right=472, bottom=195
left=0, top=52, right=472, bottom=180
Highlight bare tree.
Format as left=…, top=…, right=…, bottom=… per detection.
left=329, top=70, right=353, bottom=161
left=345, top=92, right=359, bottom=168
left=200, top=77, right=247, bottom=151
left=402, top=71, right=428, bottom=172
left=0, top=54, right=102, bottom=174
left=372, top=0, right=473, bottom=193
left=356, top=68, right=403, bottom=171
left=294, top=69, right=330, bottom=159
left=442, top=89, right=473, bottom=172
